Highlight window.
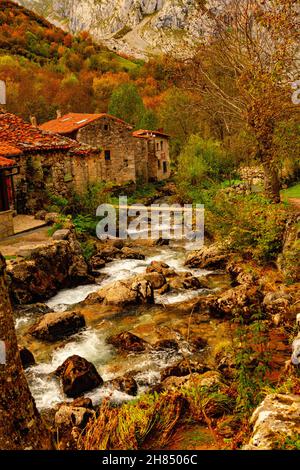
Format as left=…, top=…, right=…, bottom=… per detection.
left=158, top=160, right=161, bottom=169
left=103, top=124, right=109, bottom=131
left=161, top=141, right=163, bottom=151
left=157, top=142, right=160, bottom=151
left=105, top=150, right=111, bottom=161
left=163, top=161, right=168, bottom=173
left=124, top=159, right=128, bottom=167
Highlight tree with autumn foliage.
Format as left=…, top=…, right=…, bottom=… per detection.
left=181, top=0, right=300, bottom=202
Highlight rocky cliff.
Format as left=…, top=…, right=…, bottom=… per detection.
left=15, top=0, right=226, bottom=59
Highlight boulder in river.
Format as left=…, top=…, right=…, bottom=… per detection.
left=154, top=339, right=179, bottom=351
left=86, top=278, right=154, bottom=306
left=168, top=272, right=202, bottom=290
left=185, top=243, right=227, bottom=270
left=244, top=394, right=300, bottom=450
left=146, top=261, right=176, bottom=278
left=19, top=346, right=35, bottom=369
left=6, top=230, right=93, bottom=304
left=90, top=254, right=106, bottom=270
left=55, top=355, right=103, bottom=398
left=107, top=375, right=138, bottom=396
left=136, top=272, right=166, bottom=290
left=119, top=247, right=145, bottom=260
left=28, top=311, right=86, bottom=342
left=107, top=331, right=149, bottom=353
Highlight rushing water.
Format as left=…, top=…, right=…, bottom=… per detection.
left=15, top=242, right=231, bottom=410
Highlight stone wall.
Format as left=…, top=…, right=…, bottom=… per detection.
left=0, top=210, right=14, bottom=240
left=76, top=117, right=137, bottom=184
left=13, top=151, right=104, bottom=212
left=134, top=138, right=149, bottom=182
left=147, top=138, right=171, bottom=181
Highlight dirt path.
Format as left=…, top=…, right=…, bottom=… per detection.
left=0, top=226, right=51, bottom=257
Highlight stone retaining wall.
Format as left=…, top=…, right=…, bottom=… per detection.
left=0, top=210, right=14, bottom=240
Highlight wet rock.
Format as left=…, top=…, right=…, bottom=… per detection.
left=108, top=375, right=138, bottom=396
left=146, top=261, right=176, bottom=278
left=86, top=278, right=154, bottom=306
left=99, top=246, right=121, bottom=262
left=161, top=359, right=210, bottom=381
left=136, top=272, right=166, bottom=290
left=156, top=283, right=170, bottom=295
left=90, top=255, right=106, bottom=270
left=52, top=229, right=70, bottom=241
left=19, top=346, right=35, bottom=369
left=185, top=244, right=227, bottom=270
left=15, top=303, right=51, bottom=315
left=71, top=397, right=94, bottom=409
left=119, top=247, right=145, bottom=260
left=28, top=311, right=86, bottom=342
left=169, top=272, right=202, bottom=290
left=7, top=231, right=93, bottom=304
left=55, top=355, right=103, bottom=398
left=107, top=331, right=149, bottom=353
left=244, top=394, right=300, bottom=450
left=154, top=339, right=179, bottom=351
left=109, top=239, right=124, bottom=249
left=207, top=284, right=262, bottom=319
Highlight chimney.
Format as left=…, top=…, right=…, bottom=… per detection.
left=30, top=116, right=38, bottom=127
left=0, top=80, right=6, bottom=113
left=56, top=109, right=62, bottom=119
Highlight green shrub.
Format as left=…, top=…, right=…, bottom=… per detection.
left=80, top=240, right=96, bottom=261
left=73, top=214, right=98, bottom=236
left=206, top=193, right=287, bottom=262
left=177, top=135, right=237, bottom=196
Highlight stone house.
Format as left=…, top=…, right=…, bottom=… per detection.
left=40, top=113, right=171, bottom=183
left=133, top=129, right=171, bottom=181
left=0, top=112, right=101, bottom=214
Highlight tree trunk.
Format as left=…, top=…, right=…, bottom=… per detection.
left=0, top=254, right=52, bottom=450
left=262, top=160, right=281, bottom=203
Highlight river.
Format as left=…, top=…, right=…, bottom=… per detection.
left=15, top=241, right=231, bottom=410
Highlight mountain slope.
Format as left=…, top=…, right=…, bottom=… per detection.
left=15, top=0, right=225, bottom=59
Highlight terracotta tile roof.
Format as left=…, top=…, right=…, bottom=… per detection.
left=0, top=142, right=23, bottom=157
left=0, top=156, right=16, bottom=168
left=0, top=112, right=77, bottom=153
left=40, top=113, right=133, bottom=135
left=133, top=129, right=170, bottom=139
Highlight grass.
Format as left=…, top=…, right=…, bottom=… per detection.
left=281, top=182, right=300, bottom=200
left=79, top=378, right=235, bottom=451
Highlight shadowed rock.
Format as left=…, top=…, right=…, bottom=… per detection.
left=29, top=311, right=86, bottom=342
left=55, top=355, right=103, bottom=398
left=107, top=331, right=149, bottom=353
